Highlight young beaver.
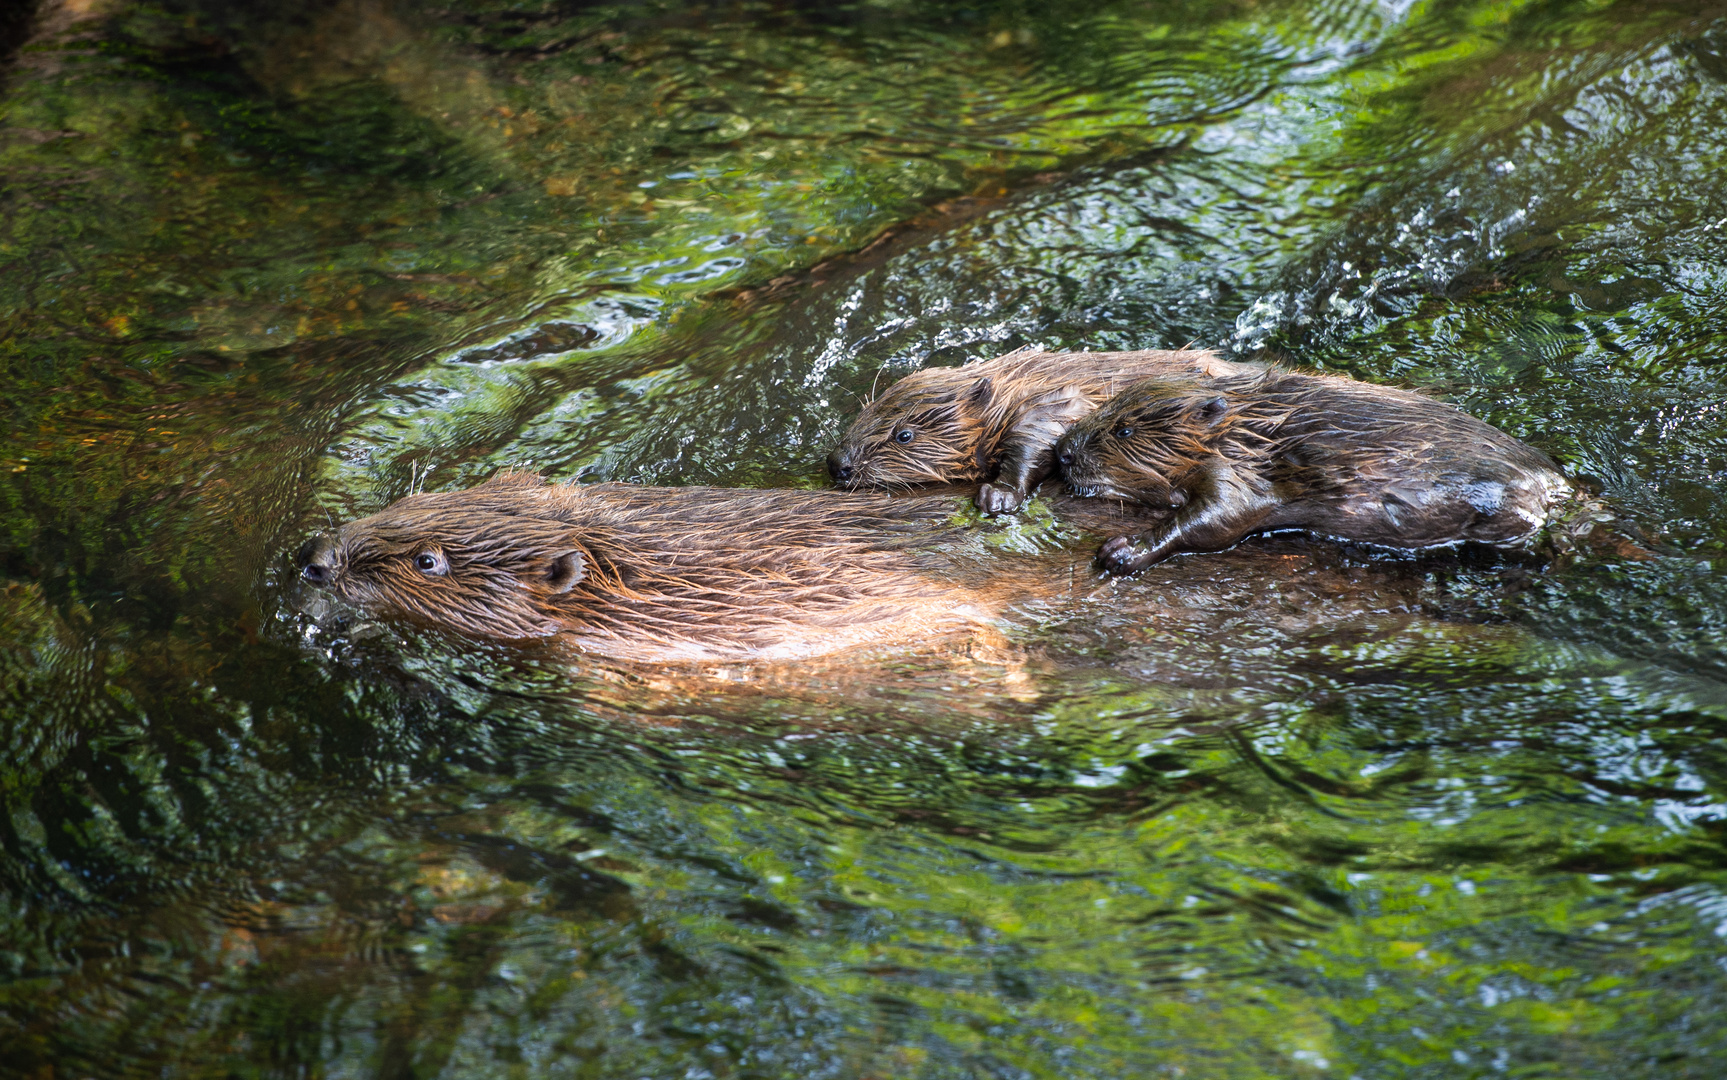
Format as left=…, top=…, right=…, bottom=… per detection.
left=828, top=347, right=1258, bottom=514
left=1056, top=368, right=1573, bottom=576
left=297, top=472, right=1030, bottom=662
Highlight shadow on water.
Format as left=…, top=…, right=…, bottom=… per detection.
left=4, top=0, right=1727, bottom=1076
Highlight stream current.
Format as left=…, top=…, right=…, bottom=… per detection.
left=3, top=1, right=1727, bottom=1076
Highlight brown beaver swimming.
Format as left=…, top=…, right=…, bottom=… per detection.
left=297, top=472, right=1044, bottom=663
left=827, top=347, right=1258, bottom=514
left=1056, top=368, right=1573, bottom=576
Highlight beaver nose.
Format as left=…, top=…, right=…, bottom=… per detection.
left=828, top=452, right=853, bottom=485
left=1058, top=445, right=1075, bottom=467
left=298, top=536, right=336, bottom=586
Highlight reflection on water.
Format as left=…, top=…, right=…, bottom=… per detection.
left=4, top=0, right=1727, bottom=1076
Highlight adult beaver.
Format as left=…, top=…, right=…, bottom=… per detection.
left=297, top=472, right=1035, bottom=662
left=828, top=347, right=1257, bottom=513
left=1056, top=368, right=1573, bottom=576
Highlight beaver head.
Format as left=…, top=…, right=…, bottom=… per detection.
left=1058, top=376, right=1280, bottom=507
left=298, top=474, right=591, bottom=640
left=827, top=371, right=996, bottom=490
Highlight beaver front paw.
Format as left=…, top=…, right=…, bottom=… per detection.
left=1097, top=534, right=1161, bottom=577
left=976, top=482, right=1026, bottom=515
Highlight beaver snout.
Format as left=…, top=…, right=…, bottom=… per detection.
left=1056, top=430, right=1090, bottom=474
left=298, top=536, right=339, bottom=586
left=1056, top=436, right=1105, bottom=498
left=827, top=450, right=855, bottom=486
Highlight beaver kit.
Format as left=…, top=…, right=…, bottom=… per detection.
left=1056, top=368, right=1573, bottom=576
left=828, top=347, right=1256, bottom=513
left=297, top=471, right=1053, bottom=663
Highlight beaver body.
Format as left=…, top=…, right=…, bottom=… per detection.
left=828, top=347, right=1258, bottom=513
left=298, top=472, right=1036, bottom=662
left=1056, top=369, right=1572, bottom=576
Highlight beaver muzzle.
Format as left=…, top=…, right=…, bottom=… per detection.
left=1056, top=433, right=1101, bottom=496
left=298, top=535, right=341, bottom=586
left=1056, top=433, right=1143, bottom=503
left=827, top=450, right=856, bottom=486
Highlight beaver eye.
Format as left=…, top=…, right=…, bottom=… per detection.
left=1114, top=426, right=1135, bottom=440
left=895, top=429, right=915, bottom=444
left=414, top=551, right=448, bottom=576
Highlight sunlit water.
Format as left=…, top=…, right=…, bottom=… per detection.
left=3, top=1, right=1727, bottom=1076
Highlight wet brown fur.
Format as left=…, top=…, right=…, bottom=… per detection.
left=829, top=347, right=1258, bottom=511
left=299, top=473, right=1038, bottom=662
left=1058, top=368, right=1572, bottom=574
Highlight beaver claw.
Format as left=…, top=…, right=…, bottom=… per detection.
left=1097, top=534, right=1160, bottom=577
left=976, top=482, right=1026, bottom=515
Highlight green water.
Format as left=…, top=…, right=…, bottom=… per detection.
left=3, top=0, right=1727, bottom=1075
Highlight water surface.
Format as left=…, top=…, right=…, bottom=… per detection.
left=3, top=0, right=1727, bottom=1076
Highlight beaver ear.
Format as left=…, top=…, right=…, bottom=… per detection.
left=1194, top=396, right=1229, bottom=426
left=961, top=376, right=994, bottom=416
left=545, top=550, right=585, bottom=593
